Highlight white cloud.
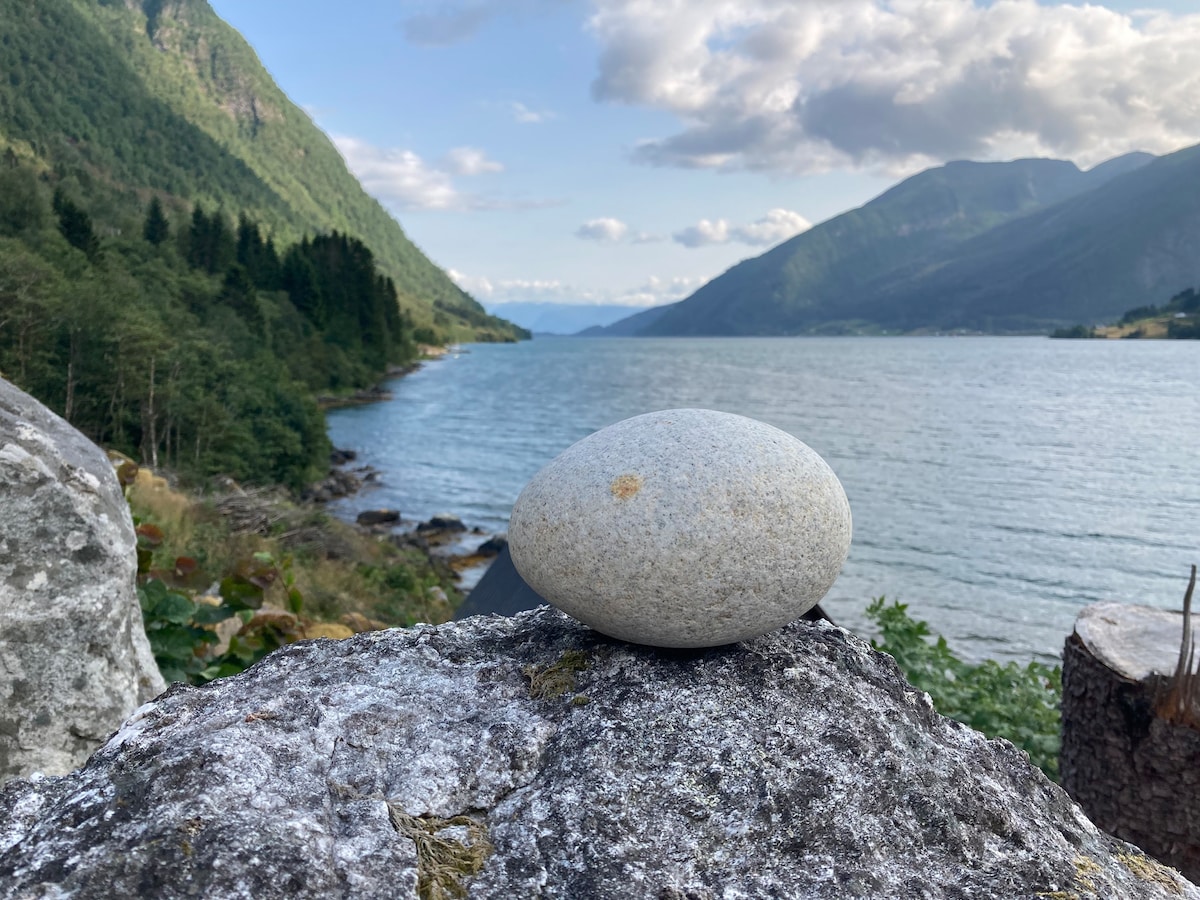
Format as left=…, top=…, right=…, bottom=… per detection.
left=588, top=0, right=1200, bottom=173
left=673, top=218, right=730, bottom=248
left=512, top=102, right=555, bottom=124
left=334, top=136, right=539, bottom=212
left=612, top=274, right=707, bottom=306
left=733, top=208, right=812, bottom=246
left=456, top=270, right=706, bottom=306
left=450, top=269, right=570, bottom=300
left=576, top=217, right=630, bottom=242
left=443, top=147, right=505, bottom=176
left=674, top=208, right=811, bottom=248
left=333, top=136, right=460, bottom=211
left=448, top=269, right=496, bottom=297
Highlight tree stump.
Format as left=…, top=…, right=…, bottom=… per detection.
left=1062, top=600, right=1200, bottom=880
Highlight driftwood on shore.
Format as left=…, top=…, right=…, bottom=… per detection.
left=1061, top=575, right=1200, bottom=881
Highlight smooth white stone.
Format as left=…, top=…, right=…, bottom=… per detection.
left=508, top=409, right=852, bottom=647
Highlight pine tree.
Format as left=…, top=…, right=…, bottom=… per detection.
left=281, top=244, right=325, bottom=327
left=143, top=196, right=170, bottom=245
left=219, top=263, right=263, bottom=335
left=52, top=189, right=99, bottom=259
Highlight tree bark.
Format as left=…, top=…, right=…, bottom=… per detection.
left=1062, top=601, right=1200, bottom=881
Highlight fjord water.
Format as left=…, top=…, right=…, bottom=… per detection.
left=328, top=337, right=1200, bottom=664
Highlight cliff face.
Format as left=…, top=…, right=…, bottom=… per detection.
left=1, top=606, right=1191, bottom=898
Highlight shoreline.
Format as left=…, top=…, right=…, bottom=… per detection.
left=314, top=345, right=461, bottom=410
left=310, top=345, right=502, bottom=596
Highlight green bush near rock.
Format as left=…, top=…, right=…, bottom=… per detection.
left=866, top=598, right=1063, bottom=781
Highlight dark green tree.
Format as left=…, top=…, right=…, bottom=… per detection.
left=143, top=196, right=170, bottom=245
left=0, top=166, right=47, bottom=236
left=52, top=189, right=99, bottom=259
left=186, top=205, right=234, bottom=274
left=281, top=242, right=326, bottom=328
left=218, top=263, right=263, bottom=335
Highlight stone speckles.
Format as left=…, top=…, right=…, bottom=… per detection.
left=508, top=409, right=853, bottom=647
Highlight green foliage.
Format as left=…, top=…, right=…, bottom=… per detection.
left=52, top=188, right=99, bottom=259
left=133, top=510, right=298, bottom=684
left=125, top=463, right=464, bottom=684
left=1080, top=284, right=1200, bottom=339
left=1167, top=318, right=1200, bottom=340
left=1049, top=324, right=1096, bottom=339
left=866, top=598, right=1062, bottom=781
left=1120, top=304, right=1159, bottom=325
left=0, top=183, right=436, bottom=487
left=142, top=196, right=169, bottom=245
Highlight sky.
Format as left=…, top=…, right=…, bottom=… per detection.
left=208, top=0, right=1200, bottom=315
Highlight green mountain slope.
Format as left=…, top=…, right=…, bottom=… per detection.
left=597, top=152, right=1157, bottom=336
left=0, top=0, right=523, bottom=342
left=843, top=145, right=1200, bottom=332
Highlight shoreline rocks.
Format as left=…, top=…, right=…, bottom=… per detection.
left=302, top=448, right=380, bottom=504
left=0, top=607, right=1190, bottom=899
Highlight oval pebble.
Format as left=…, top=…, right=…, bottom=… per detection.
left=508, top=408, right=852, bottom=647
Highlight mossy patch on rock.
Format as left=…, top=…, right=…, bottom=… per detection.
left=523, top=649, right=589, bottom=700
left=387, top=805, right=491, bottom=900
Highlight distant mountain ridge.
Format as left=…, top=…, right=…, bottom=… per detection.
left=590, top=149, right=1179, bottom=336
left=485, top=302, right=657, bottom=335
left=0, top=0, right=523, bottom=341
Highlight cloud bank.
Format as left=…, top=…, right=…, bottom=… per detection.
left=589, top=0, right=1200, bottom=173
left=333, top=138, right=510, bottom=211
left=576, top=217, right=630, bottom=242
left=674, top=208, right=811, bottom=248
left=451, top=269, right=705, bottom=307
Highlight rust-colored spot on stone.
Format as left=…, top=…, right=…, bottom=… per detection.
left=610, top=473, right=643, bottom=500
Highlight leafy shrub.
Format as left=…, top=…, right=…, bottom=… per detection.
left=865, top=598, right=1062, bottom=781
left=134, top=516, right=302, bottom=684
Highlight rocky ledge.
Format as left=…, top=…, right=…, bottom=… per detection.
left=0, top=608, right=1192, bottom=899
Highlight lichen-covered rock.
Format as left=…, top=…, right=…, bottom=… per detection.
left=0, top=379, right=165, bottom=783
left=509, top=409, right=852, bottom=647
left=0, top=607, right=1190, bottom=900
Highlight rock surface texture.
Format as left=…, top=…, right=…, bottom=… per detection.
left=509, top=409, right=852, bottom=647
left=0, top=379, right=165, bottom=783
left=1, top=607, right=1190, bottom=900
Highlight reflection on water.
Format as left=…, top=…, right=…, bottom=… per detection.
left=328, top=336, right=1200, bottom=664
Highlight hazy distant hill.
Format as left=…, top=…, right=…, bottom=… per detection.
left=576, top=304, right=677, bottom=336
left=484, top=302, right=656, bottom=335
left=0, top=0, right=523, bottom=341
left=594, top=151, right=1164, bottom=336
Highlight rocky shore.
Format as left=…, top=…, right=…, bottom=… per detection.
left=305, top=349, right=506, bottom=600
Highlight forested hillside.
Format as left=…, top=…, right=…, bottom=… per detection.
left=0, top=164, right=419, bottom=487
left=0, top=0, right=531, bottom=488
left=0, top=0, right=524, bottom=342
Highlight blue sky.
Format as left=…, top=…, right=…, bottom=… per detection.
left=209, top=0, right=1200, bottom=314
